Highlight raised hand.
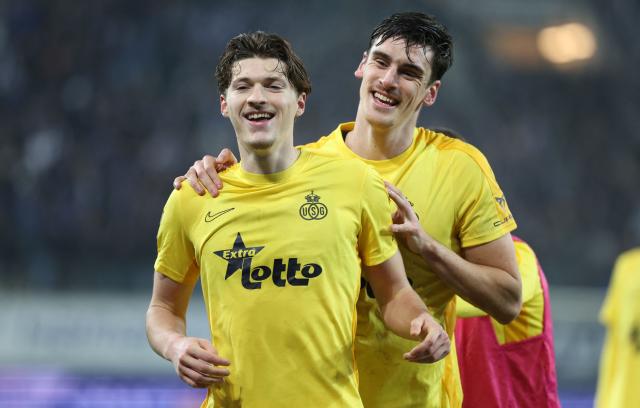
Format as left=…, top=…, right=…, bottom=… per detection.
left=385, top=181, right=431, bottom=255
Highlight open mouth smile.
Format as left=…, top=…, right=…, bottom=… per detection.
left=243, top=111, right=275, bottom=123
left=372, top=91, right=399, bottom=107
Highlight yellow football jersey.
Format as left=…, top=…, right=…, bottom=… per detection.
left=456, top=238, right=544, bottom=343
left=304, top=122, right=517, bottom=408
left=596, top=248, right=640, bottom=408
left=155, top=149, right=398, bottom=408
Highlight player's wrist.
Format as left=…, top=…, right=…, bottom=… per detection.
left=164, top=333, right=187, bottom=363
left=417, top=233, right=439, bottom=260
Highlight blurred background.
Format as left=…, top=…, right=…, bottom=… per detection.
left=1, top=0, right=638, bottom=406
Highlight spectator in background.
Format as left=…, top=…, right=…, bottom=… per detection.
left=595, top=247, right=640, bottom=408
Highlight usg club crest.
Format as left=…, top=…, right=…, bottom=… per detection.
left=299, top=191, right=328, bottom=220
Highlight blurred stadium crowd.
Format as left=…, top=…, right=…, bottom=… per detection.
left=1, top=0, right=639, bottom=290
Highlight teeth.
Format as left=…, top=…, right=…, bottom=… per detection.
left=374, top=92, right=396, bottom=105
left=247, top=112, right=272, bottom=120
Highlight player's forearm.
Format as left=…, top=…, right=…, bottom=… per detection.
left=420, top=239, right=521, bottom=324
left=380, top=286, right=430, bottom=340
left=145, top=305, right=187, bottom=362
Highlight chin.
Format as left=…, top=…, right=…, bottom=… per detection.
left=246, top=138, right=277, bottom=151
left=365, top=111, right=396, bottom=129
left=238, top=129, right=275, bottom=149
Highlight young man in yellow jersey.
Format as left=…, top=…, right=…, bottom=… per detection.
left=174, top=13, right=521, bottom=408
left=146, top=31, right=449, bottom=408
left=596, top=247, right=640, bottom=408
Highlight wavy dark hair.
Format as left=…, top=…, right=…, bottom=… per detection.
left=368, top=12, right=453, bottom=83
left=215, top=31, right=311, bottom=96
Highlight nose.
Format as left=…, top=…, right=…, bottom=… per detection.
left=379, top=66, right=398, bottom=89
left=247, top=84, right=267, bottom=106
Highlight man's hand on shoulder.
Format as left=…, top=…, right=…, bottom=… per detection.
left=173, top=148, right=238, bottom=197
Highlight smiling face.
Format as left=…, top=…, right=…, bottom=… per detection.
left=355, top=37, right=441, bottom=130
left=220, top=57, right=306, bottom=152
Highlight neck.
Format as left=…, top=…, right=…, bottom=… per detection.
left=238, top=138, right=299, bottom=174
left=345, top=110, right=419, bottom=160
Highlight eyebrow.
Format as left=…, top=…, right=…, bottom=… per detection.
left=370, top=50, right=426, bottom=75
left=232, top=75, right=287, bottom=84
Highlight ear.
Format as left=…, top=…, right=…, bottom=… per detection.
left=354, top=51, right=368, bottom=79
left=295, top=92, right=307, bottom=117
left=220, top=94, right=229, bottom=117
left=422, top=80, right=441, bottom=107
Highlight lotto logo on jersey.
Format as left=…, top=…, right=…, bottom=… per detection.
left=214, top=233, right=323, bottom=290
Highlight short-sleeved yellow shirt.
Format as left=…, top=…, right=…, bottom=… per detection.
left=155, top=149, right=398, bottom=408
left=596, top=248, right=640, bottom=408
left=305, top=123, right=517, bottom=408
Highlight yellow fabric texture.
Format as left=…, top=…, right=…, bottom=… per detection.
left=155, top=150, right=398, bottom=408
left=456, top=239, right=544, bottom=343
left=304, top=123, right=517, bottom=408
left=596, top=248, right=640, bottom=408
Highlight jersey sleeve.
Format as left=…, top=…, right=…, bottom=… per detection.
left=154, top=190, right=199, bottom=283
left=514, top=239, right=543, bottom=305
left=450, top=146, right=517, bottom=248
left=357, top=166, right=398, bottom=266
left=455, top=296, right=487, bottom=318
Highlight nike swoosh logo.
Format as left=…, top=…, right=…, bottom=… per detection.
left=205, top=208, right=235, bottom=222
